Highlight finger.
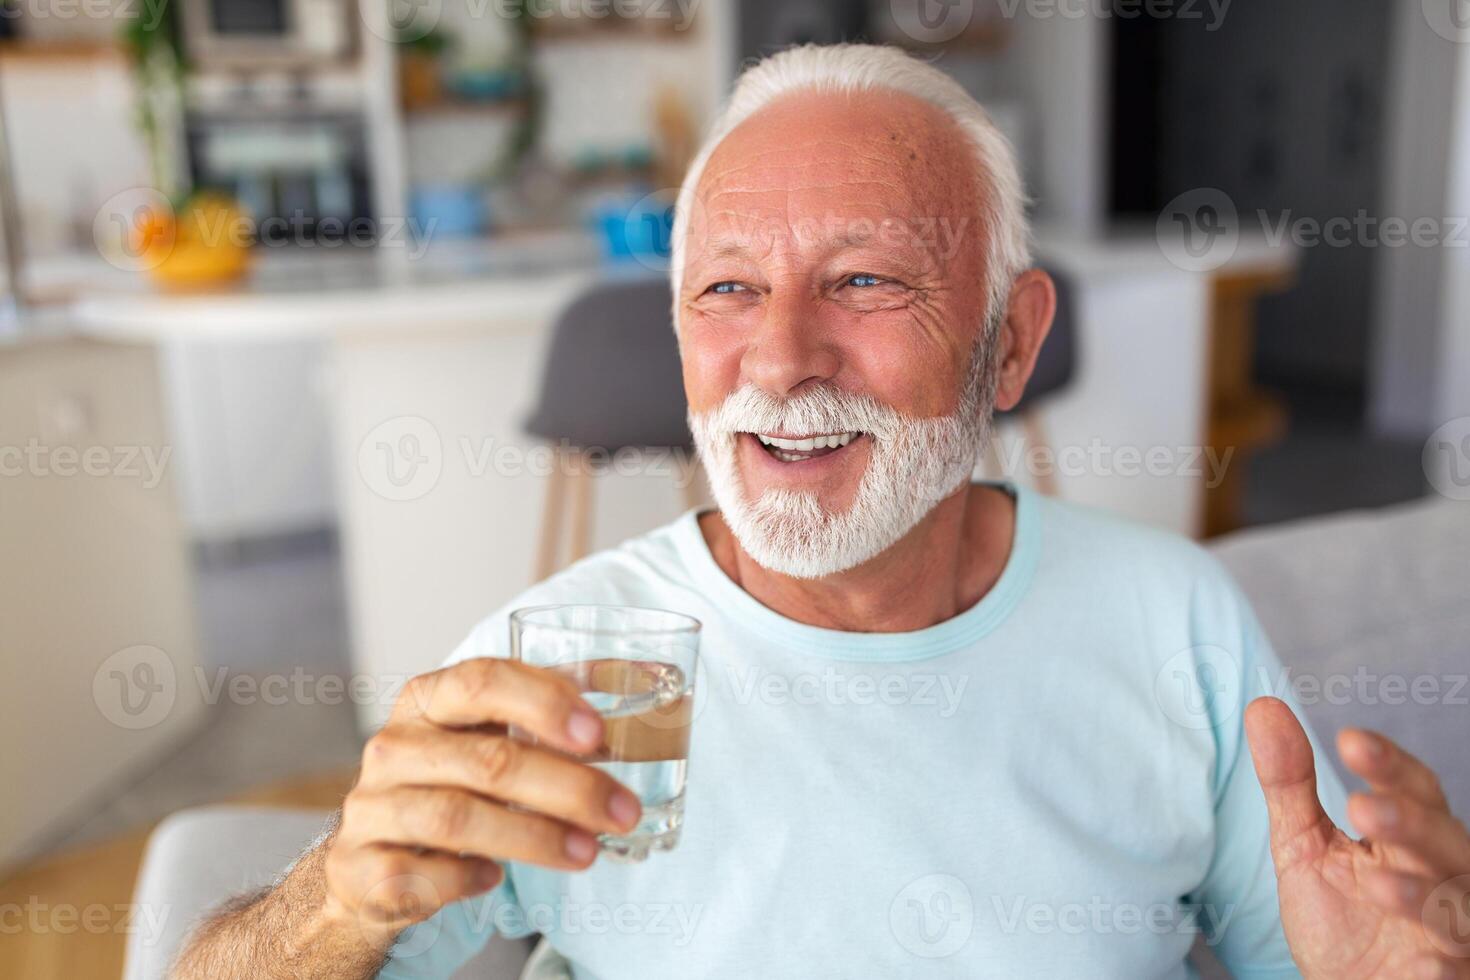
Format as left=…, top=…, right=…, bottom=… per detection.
left=325, top=842, right=502, bottom=934
left=395, top=658, right=603, bottom=755
left=1245, top=697, right=1336, bottom=867
left=1337, top=727, right=1450, bottom=812
left=1406, top=956, right=1462, bottom=980
left=341, top=785, right=600, bottom=871
left=1363, top=869, right=1470, bottom=963
left=360, top=727, right=641, bottom=836
left=1349, top=792, right=1470, bottom=875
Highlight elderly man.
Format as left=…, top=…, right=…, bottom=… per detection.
left=178, top=44, right=1470, bottom=979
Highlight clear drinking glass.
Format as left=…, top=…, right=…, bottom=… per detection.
left=509, top=604, right=701, bottom=862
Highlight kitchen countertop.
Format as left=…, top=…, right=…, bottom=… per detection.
left=63, top=230, right=610, bottom=342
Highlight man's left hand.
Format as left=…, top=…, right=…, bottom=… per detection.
left=1245, top=696, right=1470, bottom=979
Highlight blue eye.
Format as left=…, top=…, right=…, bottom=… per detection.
left=847, top=274, right=882, bottom=288
left=710, top=282, right=745, bottom=295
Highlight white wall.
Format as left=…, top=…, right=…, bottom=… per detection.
left=991, top=7, right=1109, bottom=234
left=0, top=54, right=153, bottom=258
left=1436, top=28, right=1470, bottom=426
left=1370, top=0, right=1470, bottom=438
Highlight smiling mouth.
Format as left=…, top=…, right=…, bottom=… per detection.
left=749, top=431, right=863, bottom=463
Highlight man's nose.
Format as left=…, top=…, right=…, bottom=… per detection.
left=739, top=290, right=840, bottom=397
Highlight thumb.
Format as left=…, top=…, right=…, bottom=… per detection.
left=1245, top=696, right=1335, bottom=867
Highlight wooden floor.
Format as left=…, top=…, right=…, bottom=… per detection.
left=0, top=769, right=355, bottom=980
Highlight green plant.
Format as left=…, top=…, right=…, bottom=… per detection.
left=120, top=0, right=188, bottom=198
left=399, top=24, right=451, bottom=56
left=486, top=0, right=541, bottom=183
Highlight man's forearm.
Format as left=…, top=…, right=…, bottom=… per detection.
left=171, top=831, right=392, bottom=980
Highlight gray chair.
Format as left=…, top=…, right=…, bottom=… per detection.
left=523, top=275, right=695, bottom=579
left=991, top=264, right=1078, bottom=495
left=125, top=806, right=537, bottom=980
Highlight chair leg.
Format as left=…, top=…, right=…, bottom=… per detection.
left=534, top=454, right=568, bottom=582
left=1020, top=410, right=1059, bottom=497
left=567, top=450, right=594, bottom=565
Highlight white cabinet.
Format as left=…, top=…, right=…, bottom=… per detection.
left=160, top=337, right=336, bottom=543
left=0, top=338, right=205, bottom=869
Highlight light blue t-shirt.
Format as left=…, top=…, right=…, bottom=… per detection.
left=379, top=484, right=1346, bottom=979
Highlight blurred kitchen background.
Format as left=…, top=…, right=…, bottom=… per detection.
left=1, top=0, right=1468, bottom=975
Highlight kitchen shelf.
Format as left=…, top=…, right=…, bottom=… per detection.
left=884, top=21, right=1011, bottom=55
left=402, top=97, right=529, bottom=118
left=0, top=39, right=123, bottom=62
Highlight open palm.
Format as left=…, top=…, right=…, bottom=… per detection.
left=1245, top=697, right=1470, bottom=979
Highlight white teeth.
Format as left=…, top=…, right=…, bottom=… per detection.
left=754, top=431, right=858, bottom=453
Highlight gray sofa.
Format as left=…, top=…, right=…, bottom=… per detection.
left=125, top=494, right=1470, bottom=979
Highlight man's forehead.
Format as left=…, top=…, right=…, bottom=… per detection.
left=689, top=89, right=982, bottom=259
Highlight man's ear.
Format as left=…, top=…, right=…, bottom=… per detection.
left=991, top=268, right=1057, bottom=413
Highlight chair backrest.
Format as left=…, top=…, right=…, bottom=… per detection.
left=523, top=276, right=692, bottom=452
left=1002, top=264, right=1077, bottom=415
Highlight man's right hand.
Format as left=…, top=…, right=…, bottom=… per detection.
left=322, top=657, right=643, bottom=953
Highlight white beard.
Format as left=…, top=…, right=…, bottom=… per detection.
left=689, top=344, right=996, bottom=580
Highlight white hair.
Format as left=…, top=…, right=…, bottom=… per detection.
left=670, top=42, right=1032, bottom=324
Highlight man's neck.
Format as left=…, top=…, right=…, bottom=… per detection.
left=698, top=483, right=1017, bottom=633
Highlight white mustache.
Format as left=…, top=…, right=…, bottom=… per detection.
left=691, top=384, right=907, bottom=440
